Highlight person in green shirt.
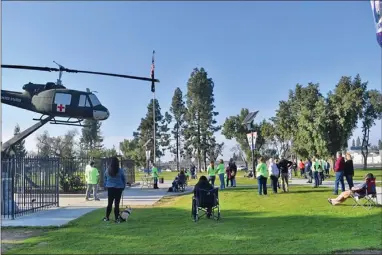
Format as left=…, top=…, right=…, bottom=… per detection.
left=152, top=164, right=159, bottom=189
left=217, top=159, right=226, bottom=190
left=312, top=158, right=320, bottom=188
left=256, top=157, right=268, bottom=195
left=85, top=161, right=100, bottom=201
left=207, top=160, right=217, bottom=186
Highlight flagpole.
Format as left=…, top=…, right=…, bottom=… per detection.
left=151, top=50, right=156, bottom=165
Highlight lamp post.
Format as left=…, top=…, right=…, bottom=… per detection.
left=242, top=111, right=259, bottom=174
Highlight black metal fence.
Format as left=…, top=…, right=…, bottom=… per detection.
left=1, top=156, right=136, bottom=219
left=1, top=157, right=59, bottom=219
left=58, top=157, right=136, bottom=193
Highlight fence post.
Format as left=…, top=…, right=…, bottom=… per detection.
left=56, top=158, right=60, bottom=207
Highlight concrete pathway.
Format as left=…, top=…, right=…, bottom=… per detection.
left=2, top=181, right=192, bottom=227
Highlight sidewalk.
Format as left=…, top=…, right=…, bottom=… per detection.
left=2, top=181, right=192, bottom=227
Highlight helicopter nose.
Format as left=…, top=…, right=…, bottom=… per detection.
left=93, top=109, right=109, bottom=120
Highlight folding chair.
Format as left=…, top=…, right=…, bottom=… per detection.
left=191, top=188, right=220, bottom=222
left=352, top=178, right=378, bottom=210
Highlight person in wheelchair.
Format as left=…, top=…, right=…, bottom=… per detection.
left=192, top=176, right=214, bottom=218
left=172, top=170, right=186, bottom=191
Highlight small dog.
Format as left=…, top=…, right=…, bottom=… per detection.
left=120, top=206, right=133, bottom=222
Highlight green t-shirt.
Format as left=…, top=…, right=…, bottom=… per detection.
left=152, top=167, right=159, bottom=178
left=217, top=163, right=225, bottom=174
left=256, top=163, right=268, bottom=178
left=85, top=166, right=99, bottom=184
left=207, top=165, right=216, bottom=176
left=313, top=161, right=320, bottom=172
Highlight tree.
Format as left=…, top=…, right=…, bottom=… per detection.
left=136, top=99, right=171, bottom=163
left=326, top=75, right=367, bottom=156
left=169, top=87, right=187, bottom=171
left=351, top=139, right=356, bottom=148
left=206, top=137, right=224, bottom=162
left=36, top=130, right=78, bottom=158
left=119, top=138, right=145, bottom=167
left=79, top=119, right=104, bottom=156
left=356, top=136, right=361, bottom=147
left=13, top=124, right=27, bottom=157
left=360, top=89, right=382, bottom=169
left=184, top=68, right=220, bottom=171
left=222, top=108, right=251, bottom=167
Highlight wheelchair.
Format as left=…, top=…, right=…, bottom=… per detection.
left=191, top=187, right=220, bottom=222
left=174, top=180, right=187, bottom=192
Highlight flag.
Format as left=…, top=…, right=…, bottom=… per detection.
left=151, top=50, right=155, bottom=92
left=371, top=0, right=382, bottom=47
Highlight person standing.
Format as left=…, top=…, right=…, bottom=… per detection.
left=207, top=160, right=217, bottom=186
left=229, top=159, right=237, bottom=187
left=103, top=156, right=126, bottom=223
left=152, top=163, right=159, bottom=189
left=333, top=152, right=346, bottom=195
left=217, top=159, right=226, bottom=190
left=278, top=158, right=292, bottom=192
left=85, top=160, right=100, bottom=201
left=324, top=160, right=330, bottom=177
left=312, top=158, right=320, bottom=188
left=298, top=159, right=305, bottom=177
left=344, top=153, right=354, bottom=190
left=318, top=158, right=325, bottom=184
left=225, top=164, right=231, bottom=188
left=305, top=158, right=312, bottom=183
left=268, top=158, right=280, bottom=193
left=256, top=157, right=268, bottom=195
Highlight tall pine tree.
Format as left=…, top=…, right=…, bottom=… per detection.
left=136, top=99, right=171, bottom=162
left=79, top=119, right=104, bottom=156
left=13, top=124, right=27, bottom=157
left=184, top=68, right=220, bottom=171
left=170, top=87, right=186, bottom=171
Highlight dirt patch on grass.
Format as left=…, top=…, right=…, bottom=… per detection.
left=1, top=228, right=45, bottom=253
left=334, top=249, right=382, bottom=254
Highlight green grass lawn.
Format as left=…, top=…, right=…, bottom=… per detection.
left=6, top=186, right=382, bottom=254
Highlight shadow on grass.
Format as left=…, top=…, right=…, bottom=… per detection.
left=8, top=202, right=382, bottom=254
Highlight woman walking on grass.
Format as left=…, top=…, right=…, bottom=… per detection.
left=103, top=156, right=126, bottom=223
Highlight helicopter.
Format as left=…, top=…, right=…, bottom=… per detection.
left=1, top=61, right=159, bottom=126
left=1, top=54, right=159, bottom=156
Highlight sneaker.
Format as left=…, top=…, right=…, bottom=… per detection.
left=95, top=198, right=100, bottom=201
left=115, top=218, right=121, bottom=223
left=85, top=198, right=90, bottom=201
left=103, top=217, right=109, bottom=222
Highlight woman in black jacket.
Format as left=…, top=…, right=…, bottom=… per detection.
left=344, top=153, right=354, bottom=190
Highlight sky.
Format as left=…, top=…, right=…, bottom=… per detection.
left=2, top=1, right=381, bottom=161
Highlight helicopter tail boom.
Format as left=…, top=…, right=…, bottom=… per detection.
left=1, top=89, right=33, bottom=110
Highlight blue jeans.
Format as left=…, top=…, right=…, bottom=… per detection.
left=334, top=171, right=345, bottom=194
left=257, top=176, right=267, bottom=195
left=218, top=173, right=225, bottom=190
left=313, top=171, right=319, bottom=187
left=345, top=175, right=354, bottom=190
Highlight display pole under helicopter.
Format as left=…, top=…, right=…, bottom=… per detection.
left=151, top=50, right=156, bottom=165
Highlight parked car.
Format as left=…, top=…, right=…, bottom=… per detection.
left=238, top=165, right=248, bottom=171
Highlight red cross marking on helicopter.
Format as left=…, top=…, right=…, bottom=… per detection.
left=57, top=104, right=65, bottom=112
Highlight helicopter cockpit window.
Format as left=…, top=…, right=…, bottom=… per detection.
left=89, top=94, right=101, bottom=106
left=54, top=93, right=72, bottom=105
left=78, top=94, right=91, bottom=107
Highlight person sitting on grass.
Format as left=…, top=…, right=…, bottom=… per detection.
left=193, top=175, right=214, bottom=218
left=327, top=173, right=374, bottom=206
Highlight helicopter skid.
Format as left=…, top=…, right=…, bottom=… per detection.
left=33, top=115, right=89, bottom=127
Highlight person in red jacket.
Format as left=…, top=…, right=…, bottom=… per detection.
left=333, top=151, right=346, bottom=195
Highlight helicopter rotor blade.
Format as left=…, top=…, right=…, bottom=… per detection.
left=1, top=64, right=160, bottom=83
left=1, top=64, right=60, bottom=72
left=64, top=68, right=160, bottom=83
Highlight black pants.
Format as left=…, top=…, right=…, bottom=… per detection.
left=270, top=175, right=278, bottom=193
left=106, top=187, right=124, bottom=220
left=209, top=176, right=216, bottom=186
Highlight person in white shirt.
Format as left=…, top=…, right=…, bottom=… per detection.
left=268, top=158, right=280, bottom=193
